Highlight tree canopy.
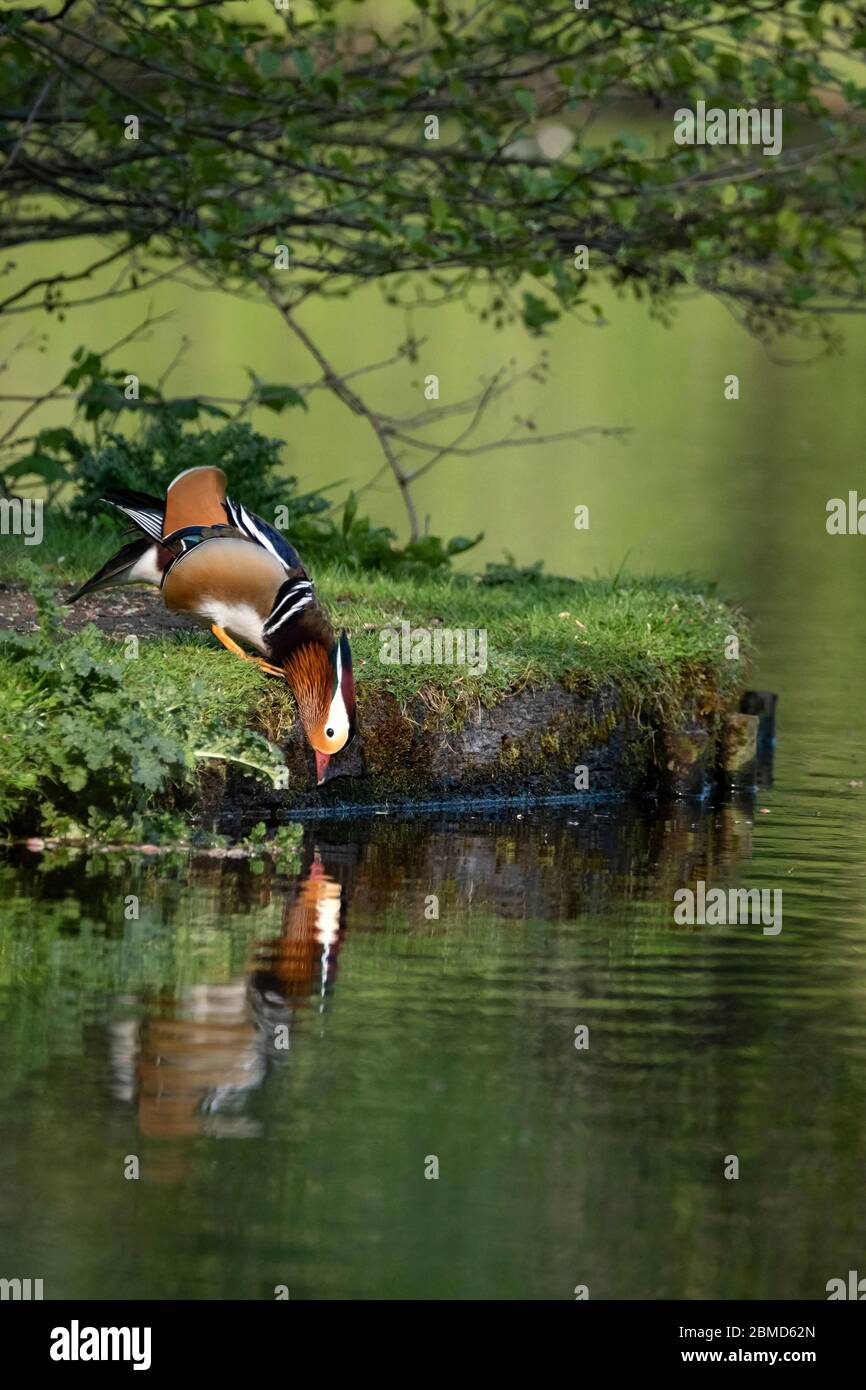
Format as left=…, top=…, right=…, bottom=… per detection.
left=1, top=0, right=865, bottom=338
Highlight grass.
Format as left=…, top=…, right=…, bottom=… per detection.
left=0, top=521, right=751, bottom=837
left=328, top=566, right=749, bottom=719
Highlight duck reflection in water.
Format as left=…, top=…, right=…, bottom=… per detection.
left=109, top=852, right=345, bottom=1141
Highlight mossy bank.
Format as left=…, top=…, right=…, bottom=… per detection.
left=0, top=561, right=753, bottom=840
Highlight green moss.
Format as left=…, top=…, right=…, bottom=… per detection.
left=490, top=694, right=622, bottom=789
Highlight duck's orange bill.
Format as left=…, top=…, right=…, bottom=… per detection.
left=315, top=751, right=330, bottom=785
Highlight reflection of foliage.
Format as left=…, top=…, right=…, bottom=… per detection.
left=2, top=816, right=866, bottom=1299
left=243, top=821, right=303, bottom=875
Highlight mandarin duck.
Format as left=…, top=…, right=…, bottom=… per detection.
left=111, top=858, right=345, bottom=1139
left=69, top=465, right=356, bottom=783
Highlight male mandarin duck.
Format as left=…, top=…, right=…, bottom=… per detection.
left=69, top=465, right=356, bottom=783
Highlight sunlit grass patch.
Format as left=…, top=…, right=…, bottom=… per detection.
left=315, top=564, right=750, bottom=725
left=0, top=560, right=750, bottom=838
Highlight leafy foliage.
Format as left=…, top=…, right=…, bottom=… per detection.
left=0, top=570, right=287, bottom=834
left=58, top=421, right=481, bottom=574
left=3, top=336, right=482, bottom=570
left=480, top=555, right=550, bottom=586
left=0, top=1, right=864, bottom=337
left=67, top=415, right=313, bottom=522
left=5, top=342, right=308, bottom=501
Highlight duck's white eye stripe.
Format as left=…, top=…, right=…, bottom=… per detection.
left=327, top=689, right=348, bottom=734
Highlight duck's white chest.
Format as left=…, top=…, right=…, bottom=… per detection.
left=195, top=598, right=267, bottom=653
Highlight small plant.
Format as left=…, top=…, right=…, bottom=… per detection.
left=0, top=569, right=287, bottom=835
left=6, top=371, right=482, bottom=576
left=480, top=555, right=550, bottom=586
left=67, top=415, right=318, bottom=523
left=243, top=821, right=270, bottom=847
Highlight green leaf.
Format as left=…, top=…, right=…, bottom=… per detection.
left=515, top=87, right=535, bottom=115
left=320, top=64, right=342, bottom=100
left=34, top=427, right=79, bottom=455
left=341, top=491, right=357, bottom=538
left=521, top=292, right=560, bottom=334
left=293, top=48, right=315, bottom=81
left=669, top=50, right=694, bottom=85
left=776, top=207, right=801, bottom=241
left=446, top=532, right=483, bottom=556
left=163, top=399, right=200, bottom=420
left=251, top=381, right=307, bottom=413
left=257, top=49, right=282, bottom=78
left=716, top=52, right=742, bottom=80
left=788, top=282, right=817, bottom=305
left=3, top=453, right=69, bottom=483
left=196, top=228, right=223, bottom=257
left=429, top=195, right=449, bottom=228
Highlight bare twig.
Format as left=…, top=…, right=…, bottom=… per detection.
left=255, top=277, right=626, bottom=534
left=0, top=75, right=55, bottom=184
left=257, top=275, right=422, bottom=539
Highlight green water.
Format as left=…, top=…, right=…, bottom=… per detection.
left=4, top=246, right=866, bottom=1297
left=2, top=756, right=866, bottom=1299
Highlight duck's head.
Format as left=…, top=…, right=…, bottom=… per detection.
left=283, top=630, right=356, bottom=784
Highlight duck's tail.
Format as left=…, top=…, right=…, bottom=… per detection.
left=67, top=536, right=163, bottom=603
left=67, top=487, right=167, bottom=603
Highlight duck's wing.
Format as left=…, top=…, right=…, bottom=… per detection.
left=163, top=466, right=230, bottom=536
left=161, top=531, right=292, bottom=658
left=99, top=468, right=229, bottom=541
left=224, top=496, right=307, bottom=576
left=108, top=466, right=307, bottom=576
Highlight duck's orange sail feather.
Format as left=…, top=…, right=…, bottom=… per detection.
left=163, top=466, right=229, bottom=535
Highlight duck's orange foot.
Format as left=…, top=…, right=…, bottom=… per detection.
left=210, top=624, right=284, bottom=678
